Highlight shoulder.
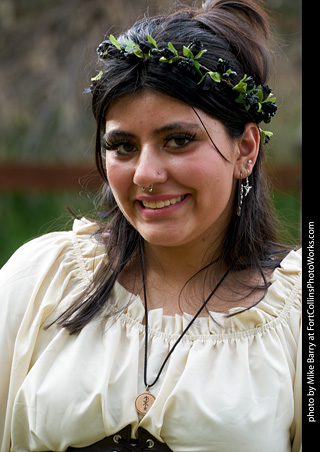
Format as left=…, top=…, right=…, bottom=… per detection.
left=1, top=218, right=103, bottom=279
left=267, top=247, right=301, bottom=333
left=269, top=247, right=302, bottom=315
left=0, top=218, right=105, bottom=321
left=280, top=247, right=301, bottom=271
left=271, top=248, right=302, bottom=295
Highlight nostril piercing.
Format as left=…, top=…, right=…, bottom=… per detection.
left=140, top=184, right=153, bottom=192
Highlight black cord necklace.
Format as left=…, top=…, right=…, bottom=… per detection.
left=135, top=239, right=229, bottom=415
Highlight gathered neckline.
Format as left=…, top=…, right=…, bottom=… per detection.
left=71, top=219, right=302, bottom=340
left=110, top=252, right=301, bottom=340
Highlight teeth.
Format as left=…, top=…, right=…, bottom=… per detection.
left=142, top=195, right=185, bottom=209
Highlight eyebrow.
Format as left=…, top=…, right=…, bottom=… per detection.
left=103, top=122, right=202, bottom=141
left=153, top=122, right=202, bottom=135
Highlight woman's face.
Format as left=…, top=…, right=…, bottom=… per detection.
left=104, top=89, right=241, bottom=250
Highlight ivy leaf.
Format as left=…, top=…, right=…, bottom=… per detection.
left=168, top=42, right=178, bottom=56
left=259, top=128, right=273, bottom=144
left=148, top=35, right=158, bottom=49
left=209, top=71, right=222, bottom=83
left=91, top=70, right=103, bottom=82
left=159, top=56, right=179, bottom=63
left=255, top=86, right=264, bottom=103
left=235, top=93, right=250, bottom=110
left=183, top=46, right=194, bottom=59
left=197, top=71, right=221, bottom=85
left=232, top=75, right=248, bottom=93
left=192, top=60, right=202, bottom=76
left=194, top=49, right=207, bottom=60
left=262, top=94, right=276, bottom=104
left=132, top=47, right=145, bottom=58
left=124, top=40, right=138, bottom=52
left=109, top=35, right=122, bottom=50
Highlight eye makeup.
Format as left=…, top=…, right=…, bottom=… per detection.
left=102, top=124, right=200, bottom=156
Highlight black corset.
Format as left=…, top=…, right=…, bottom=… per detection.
left=64, top=425, right=173, bottom=452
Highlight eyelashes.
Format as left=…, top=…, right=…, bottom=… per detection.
left=164, top=131, right=197, bottom=148
left=102, top=139, right=137, bottom=155
left=102, top=131, right=198, bottom=156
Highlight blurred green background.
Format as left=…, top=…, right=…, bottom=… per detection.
left=0, top=0, right=301, bottom=267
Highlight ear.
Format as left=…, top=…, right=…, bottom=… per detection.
left=233, top=123, right=260, bottom=179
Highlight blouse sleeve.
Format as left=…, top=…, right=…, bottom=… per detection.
left=0, top=219, right=101, bottom=452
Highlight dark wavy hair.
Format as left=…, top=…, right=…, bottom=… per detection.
left=54, top=0, right=290, bottom=334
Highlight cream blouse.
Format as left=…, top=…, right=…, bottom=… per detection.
left=0, top=219, right=302, bottom=452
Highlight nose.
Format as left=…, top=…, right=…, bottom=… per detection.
left=133, top=146, right=167, bottom=190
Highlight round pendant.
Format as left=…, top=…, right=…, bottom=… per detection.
left=135, top=388, right=156, bottom=415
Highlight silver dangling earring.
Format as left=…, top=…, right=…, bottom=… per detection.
left=237, top=172, right=244, bottom=216
left=244, top=176, right=252, bottom=197
left=237, top=173, right=252, bottom=216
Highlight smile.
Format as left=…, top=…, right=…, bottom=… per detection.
left=141, top=195, right=187, bottom=209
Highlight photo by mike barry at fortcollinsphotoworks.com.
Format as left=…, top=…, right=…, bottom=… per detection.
left=306, top=222, right=316, bottom=424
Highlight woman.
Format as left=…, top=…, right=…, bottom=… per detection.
left=0, top=0, right=301, bottom=451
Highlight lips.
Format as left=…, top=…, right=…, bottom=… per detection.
left=141, top=194, right=187, bottom=209
left=136, top=193, right=189, bottom=210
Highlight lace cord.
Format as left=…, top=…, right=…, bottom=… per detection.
left=139, top=237, right=229, bottom=389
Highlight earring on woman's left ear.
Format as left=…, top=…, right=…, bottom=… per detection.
left=244, top=176, right=252, bottom=197
left=237, top=172, right=252, bottom=216
left=237, top=173, right=244, bottom=216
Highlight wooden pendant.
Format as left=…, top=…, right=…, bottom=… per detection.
left=135, top=387, right=156, bottom=415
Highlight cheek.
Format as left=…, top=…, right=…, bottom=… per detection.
left=182, top=153, right=233, bottom=191
left=190, top=159, right=236, bottom=213
left=105, top=160, right=132, bottom=199
left=105, top=162, right=136, bottom=224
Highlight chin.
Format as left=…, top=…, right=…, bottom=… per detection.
left=137, top=229, right=186, bottom=247
left=139, top=227, right=200, bottom=249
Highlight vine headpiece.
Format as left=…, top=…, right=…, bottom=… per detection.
left=86, top=35, right=277, bottom=144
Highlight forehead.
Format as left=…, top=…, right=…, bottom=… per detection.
left=105, top=89, right=197, bottom=129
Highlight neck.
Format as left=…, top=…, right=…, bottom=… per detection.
left=143, top=241, right=216, bottom=282
left=142, top=215, right=229, bottom=274
left=118, top=226, right=229, bottom=315
left=141, top=243, right=231, bottom=318
left=139, top=234, right=228, bottom=315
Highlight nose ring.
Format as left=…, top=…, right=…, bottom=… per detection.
left=141, top=184, right=153, bottom=193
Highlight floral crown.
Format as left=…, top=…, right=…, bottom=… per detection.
left=87, top=35, right=277, bottom=144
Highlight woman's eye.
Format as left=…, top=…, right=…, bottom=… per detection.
left=164, top=133, right=196, bottom=149
left=116, top=143, right=137, bottom=155
left=104, top=140, right=137, bottom=156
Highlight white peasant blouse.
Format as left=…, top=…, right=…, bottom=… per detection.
left=0, top=219, right=302, bottom=452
